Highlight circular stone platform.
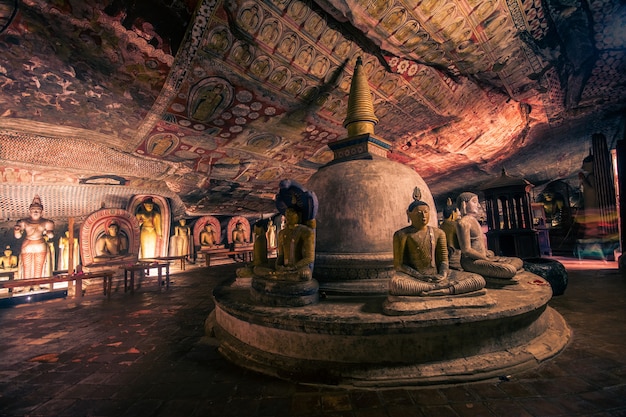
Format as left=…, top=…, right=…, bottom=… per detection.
left=210, top=271, right=571, bottom=388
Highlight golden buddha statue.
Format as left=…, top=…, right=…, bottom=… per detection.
left=439, top=197, right=461, bottom=270
left=231, top=221, right=248, bottom=246
left=136, top=197, right=162, bottom=259
left=0, top=245, right=18, bottom=269
left=200, top=223, right=218, bottom=247
left=95, top=221, right=128, bottom=259
left=169, top=219, right=191, bottom=257
left=389, top=189, right=485, bottom=296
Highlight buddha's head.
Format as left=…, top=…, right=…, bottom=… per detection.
left=457, top=192, right=480, bottom=216
left=107, top=221, right=120, bottom=236
left=407, top=201, right=430, bottom=228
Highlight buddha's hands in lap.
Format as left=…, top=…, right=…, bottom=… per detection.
left=267, top=265, right=310, bottom=281
left=400, top=266, right=448, bottom=284
left=421, top=273, right=448, bottom=284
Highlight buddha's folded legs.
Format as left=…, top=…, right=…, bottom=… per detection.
left=389, top=274, right=437, bottom=295
left=389, top=271, right=485, bottom=296
left=461, top=256, right=518, bottom=279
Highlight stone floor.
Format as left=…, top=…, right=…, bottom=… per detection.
left=0, top=256, right=625, bottom=417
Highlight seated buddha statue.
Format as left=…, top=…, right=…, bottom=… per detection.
left=253, top=207, right=315, bottom=281
left=0, top=245, right=18, bottom=269
left=456, top=192, right=523, bottom=280
left=251, top=180, right=318, bottom=281
left=200, top=223, right=219, bottom=248
left=231, top=221, right=249, bottom=247
left=95, top=221, right=128, bottom=259
left=389, top=189, right=486, bottom=296
left=249, top=180, right=319, bottom=306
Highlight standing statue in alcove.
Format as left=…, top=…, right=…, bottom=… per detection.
left=58, top=231, right=79, bottom=271
left=456, top=192, right=523, bottom=280
left=169, top=219, right=191, bottom=257
left=14, top=195, right=55, bottom=279
left=266, top=218, right=277, bottom=249
left=389, top=189, right=485, bottom=296
left=136, top=197, right=162, bottom=259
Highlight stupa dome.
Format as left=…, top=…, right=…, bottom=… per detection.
left=306, top=57, right=436, bottom=293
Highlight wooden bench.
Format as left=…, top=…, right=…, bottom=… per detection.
left=198, top=247, right=253, bottom=267
left=120, top=262, right=170, bottom=295
left=0, top=270, right=117, bottom=299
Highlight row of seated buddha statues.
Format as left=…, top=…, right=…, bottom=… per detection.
left=388, top=189, right=523, bottom=299
left=1, top=195, right=170, bottom=280
left=193, top=215, right=254, bottom=252
left=226, top=182, right=524, bottom=311
left=381, top=189, right=525, bottom=314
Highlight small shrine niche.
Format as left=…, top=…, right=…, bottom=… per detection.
left=480, top=169, right=539, bottom=258
left=127, top=195, right=171, bottom=259
left=227, top=216, right=252, bottom=248
left=193, top=215, right=222, bottom=250
left=80, top=208, right=140, bottom=268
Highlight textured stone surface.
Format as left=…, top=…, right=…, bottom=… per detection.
left=307, top=157, right=435, bottom=291
left=212, top=270, right=571, bottom=387
left=0, top=258, right=625, bottom=416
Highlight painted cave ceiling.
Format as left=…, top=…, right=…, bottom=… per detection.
left=0, top=0, right=625, bottom=219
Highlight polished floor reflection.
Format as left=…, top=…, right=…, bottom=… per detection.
left=0, top=257, right=625, bottom=417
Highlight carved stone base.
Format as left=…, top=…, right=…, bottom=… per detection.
left=314, top=252, right=394, bottom=295
left=211, top=271, right=571, bottom=387
left=484, top=276, right=520, bottom=288
left=383, top=290, right=495, bottom=315
left=250, top=276, right=319, bottom=307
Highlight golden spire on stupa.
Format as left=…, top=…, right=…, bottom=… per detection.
left=328, top=56, right=390, bottom=161
left=343, top=57, right=379, bottom=138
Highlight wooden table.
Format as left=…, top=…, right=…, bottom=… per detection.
left=144, top=256, right=187, bottom=271
left=199, top=247, right=253, bottom=267
left=121, top=262, right=170, bottom=295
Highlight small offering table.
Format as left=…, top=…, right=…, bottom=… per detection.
left=121, top=262, right=170, bottom=295
left=144, top=255, right=187, bottom=271
left=199, top=247, right=253, bottom=267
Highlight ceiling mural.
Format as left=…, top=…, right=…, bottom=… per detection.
left=0, top=0, right=625, bottom=218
